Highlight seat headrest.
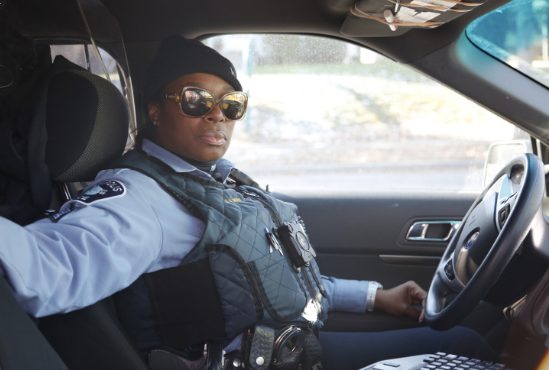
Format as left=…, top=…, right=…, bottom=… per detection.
left=45, top=57, right=129, bottom=182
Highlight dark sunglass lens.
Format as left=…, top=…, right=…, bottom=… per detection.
left=221, top=94, right=247, bottom=120
left=180, top=88, right=213, bottom=117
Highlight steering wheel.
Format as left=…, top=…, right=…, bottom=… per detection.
left=425, top=154, right=545, bottom=330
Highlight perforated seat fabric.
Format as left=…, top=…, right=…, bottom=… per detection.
left=45, top=56, right=129, bottom=182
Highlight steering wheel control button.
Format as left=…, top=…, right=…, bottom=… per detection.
left=498, top=204, right=511, bottom=227
left=444, top=261, right=455, bottom=280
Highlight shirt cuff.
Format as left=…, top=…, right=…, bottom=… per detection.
left=322, top=276, right=370, bottom=313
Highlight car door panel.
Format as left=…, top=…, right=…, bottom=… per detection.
left=278, top=193, right=476, bottom=331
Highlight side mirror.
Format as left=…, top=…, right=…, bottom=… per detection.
left=483, top=140, right=533, bottom=186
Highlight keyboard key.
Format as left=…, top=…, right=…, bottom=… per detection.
left=382, top=362, right=400, bottom=367
left=457, top=357, right=469, bottom=362
left=445, top=354, right=458, bottom=360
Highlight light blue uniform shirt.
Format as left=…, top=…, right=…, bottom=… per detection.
left=0, top=139, right=370, bottom=318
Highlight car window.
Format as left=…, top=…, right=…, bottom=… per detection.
left=466, top=0, right=549, bottom=88
left=51, top=44, right=136, bottom=149
left=205, top=35, right=530, bottom=195
left=50, top=44, right=122, bottom=92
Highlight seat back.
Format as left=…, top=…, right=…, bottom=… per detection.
left=0, top=37, right=68, bottom=370
left=1, top=49, right=147, bottom=369
left=0, top=272, right=68, bottom=370
left=39, top=298, right=150, bottom=370
left=35, top=57, right=149, bottom=370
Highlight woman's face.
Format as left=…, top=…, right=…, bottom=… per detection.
left=149, top=73, right=237, bottom=162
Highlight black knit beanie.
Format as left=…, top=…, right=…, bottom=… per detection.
left=144, top=35, right=242, bottom=104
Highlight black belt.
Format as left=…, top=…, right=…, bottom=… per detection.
left=224, top=325, right=323, bottom=370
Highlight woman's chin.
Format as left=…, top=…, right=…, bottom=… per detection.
left=192, top=146, right=228, bottom=162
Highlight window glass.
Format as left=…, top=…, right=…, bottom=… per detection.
left=467, top=0, right=549, bottom=88
left=50, top=44, right=122, bottom=92
left=205, top=35, right=529, bottom=195
left=50, top=44, right=135, bottom=149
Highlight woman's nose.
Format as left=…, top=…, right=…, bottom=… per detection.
left=205, top=103, right=226, bottom=123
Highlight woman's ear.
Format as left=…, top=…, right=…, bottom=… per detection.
left=148, top=102, right=161, bottom=126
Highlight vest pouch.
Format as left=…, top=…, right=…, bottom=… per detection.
left=248, top=249, right=308, bottom=323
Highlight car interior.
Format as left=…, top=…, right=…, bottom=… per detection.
left=1, top=0, right=549, bottom=369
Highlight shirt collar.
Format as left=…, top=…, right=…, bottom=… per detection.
left=142, top=139, right=197, bottom=173
left=141, top=139, right=234, bottom=181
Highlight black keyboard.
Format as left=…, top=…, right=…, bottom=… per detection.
left=360, top=352, right=509, bottom=370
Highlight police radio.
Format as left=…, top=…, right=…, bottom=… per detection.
left=277, top=219, right=316, bottom=267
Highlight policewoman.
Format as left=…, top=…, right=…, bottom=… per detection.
left=0, top=36, right=494, bottom=370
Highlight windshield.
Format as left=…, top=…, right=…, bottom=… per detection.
left=466, top=0, right=549, bottom=88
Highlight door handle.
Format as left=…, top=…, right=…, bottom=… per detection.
left=406, top=220, right=460, bottom=242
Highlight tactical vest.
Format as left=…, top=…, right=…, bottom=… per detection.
left=112, top=150, right=328, bottom=354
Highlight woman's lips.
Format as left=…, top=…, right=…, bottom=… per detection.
left=199, top=131, right=227, bottom=146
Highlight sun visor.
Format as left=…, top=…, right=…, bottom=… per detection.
left=341, top=0, right=486, bottom=37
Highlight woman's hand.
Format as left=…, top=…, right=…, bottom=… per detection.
left=374, top=281, right=427, bottom=322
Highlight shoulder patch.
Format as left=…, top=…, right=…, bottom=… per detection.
left=47, top=180, right=126, bottom=222
left=76, top=180, right=126, bottom=204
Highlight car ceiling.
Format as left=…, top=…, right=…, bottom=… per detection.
left=15, top=0, right=507, bottom=62
left=10, top=0, right=549, bottom=145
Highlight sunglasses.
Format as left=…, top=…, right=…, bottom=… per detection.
left=165, top=86, right=248, bottom=121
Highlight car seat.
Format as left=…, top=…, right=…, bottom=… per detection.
left=0, top=54, right=148, bottom=369
left=36, top=55, right=150, bottom=370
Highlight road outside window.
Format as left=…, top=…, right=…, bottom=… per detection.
left=206, top=35, right=529, bottom=195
